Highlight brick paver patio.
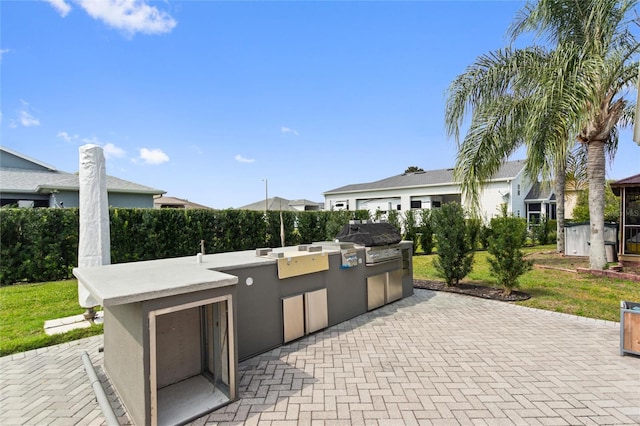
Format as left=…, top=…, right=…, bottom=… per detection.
left=1, top=289, right=639, bottom=425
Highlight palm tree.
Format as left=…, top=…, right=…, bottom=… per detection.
left=445, top=0, right=639, bottom=269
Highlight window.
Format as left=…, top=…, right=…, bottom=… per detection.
left=517, top=184, right=521, bottom=196
left=529, top=203, right=541, bottom=212
left=432, top=201, right=441, bottom=208
left=623, top=188, right=640, bottom=255
left=396, top=204, right=401, bottom=210
left=527, top=203, right=542, bottom=225
left=410, top=200, right=422, bottom=209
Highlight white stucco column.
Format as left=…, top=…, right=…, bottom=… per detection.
left=77, top=144, right=111, bottom=309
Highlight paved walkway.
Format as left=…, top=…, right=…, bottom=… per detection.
left=1, top=289, right=639, bottom=425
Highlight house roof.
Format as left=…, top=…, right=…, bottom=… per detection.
left=238, top=196, right=298, bottom=211
left=324, top=160, right=526, bottom=195
left=0, top=146, right=57, bottom=171
left=610, top=173, right=640, bottom=196
left=0, top=146, right=164, bottom=196
left=0, top=167, right=164, bottom=195
left=524, top=182, right=556, bottom=202
left=154, top=195, right=212, bottom=209
left=288, top=199, right=323, bottom=207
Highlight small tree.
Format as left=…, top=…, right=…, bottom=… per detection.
left=403, top=209, right=419, bottom=253
left=431, top=202, right=474, bottom=286
left=386, top=209, right=401, bottom=232
left=405, top=166, right=424, bottom=173
left=530, top=215, right=552, bottom=245
left=419, top=208, right=434, bottom=254
left=487, top=206, right=532, bottom=296
left=571, top=181, right=620, bottom=223
left=466, top=217, right=482, bottom=251
left=479, top=223, right=492, bottom=250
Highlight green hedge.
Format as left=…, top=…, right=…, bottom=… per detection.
left=0, top=208, right=369, bottom=285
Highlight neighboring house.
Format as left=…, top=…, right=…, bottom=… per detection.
left=0, top=146, right=164, bottom=208
left=238, top=196, right=323, bottom=212
left=287, top=199, right=323, bottom=211
left=323, top=160, right=556, bottom=224
left=523, top=182, right=557, bottom=224
left=154, top=195, right=212, bottom=209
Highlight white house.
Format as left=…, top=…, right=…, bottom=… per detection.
left=323, top=160, right=555, bottom=223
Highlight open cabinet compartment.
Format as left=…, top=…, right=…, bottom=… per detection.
left=149, top=296, right=236, bottom=426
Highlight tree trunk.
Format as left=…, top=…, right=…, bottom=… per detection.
left=587, top=139, right=607, bottom=269
left=555, top=164, right=566, bottom=254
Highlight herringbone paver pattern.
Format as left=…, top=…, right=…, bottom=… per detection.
left=1, top=289, right=639, bottom=425
left=0, top=335, right=129, bottom=425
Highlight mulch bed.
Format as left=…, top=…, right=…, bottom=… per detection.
left=414, top=279, right=531, bottom=302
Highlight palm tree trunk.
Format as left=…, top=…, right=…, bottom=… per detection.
left=555, top=164, right=565, bottom=254
left=587, top=139, right=607, bottom=269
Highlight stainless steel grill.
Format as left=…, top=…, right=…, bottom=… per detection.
left=364, top=245, right=401, bottom=264
left=335, top=221, right=403, bottom=265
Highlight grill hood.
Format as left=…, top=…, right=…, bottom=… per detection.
left=334, top=221, right=402, bottom=247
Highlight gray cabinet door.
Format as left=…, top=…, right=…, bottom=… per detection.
left=282, top=295, right=305, bottom=343
left=305, top=288, right=328, bottom=334
left=387, top=269, right=403, bottom=303
left=367, top=273, right=386, bottom=310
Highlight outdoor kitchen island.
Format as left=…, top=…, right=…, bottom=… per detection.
left=74, top=239, right=413, bottom=426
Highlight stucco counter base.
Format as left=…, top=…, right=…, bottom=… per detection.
left=73, top=259, right=240, bottom=426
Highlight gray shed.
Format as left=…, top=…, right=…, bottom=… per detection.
left=564, top=222, right=619, bottom=261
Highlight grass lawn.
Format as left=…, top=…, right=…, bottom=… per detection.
left=0, top=279, right=103, bottom=357
left=413, top=244, right=640, bottom=322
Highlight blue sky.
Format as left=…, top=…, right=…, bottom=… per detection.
left=2, top=0, right=639, bottom=209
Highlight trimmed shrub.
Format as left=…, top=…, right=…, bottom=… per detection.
left=0, top=208, right=79, bottom=285
left=0, top=208, right=370, bottom=285
left=418, top=209, right=434, bottom=255
left=386, top=210, right=401, bottom=233
left=466, top=218, right=482, bottom=251
left=479, top=223, right=492, bottom=250
left=403, top=210, right=419, bottom=253
left=487, top=207, right=532, bottom=296
left=530, top=216, right=555, bottom=245
left=296, top=211, right=326, bottom=244
left=431, top=203, right=474, bottom=286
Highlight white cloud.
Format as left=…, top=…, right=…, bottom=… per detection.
left=281, top=126, right=299, bottom=136
left=0, top=48, right=10, bottom=62
left=57, top=131, right=79, bottom=143
left=16, top=101, right=40, bottom=127
left=235, top=154, right=255, bottom=163
left=138, top=148, right=169, bottom=165
left=44, top=0, right=72, bottom=17
left=76, top=0, right=177, bottom=36
left=103, top=142, right=126, bottom=159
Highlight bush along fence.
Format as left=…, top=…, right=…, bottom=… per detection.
left=0, top=208, right=370, bottom=286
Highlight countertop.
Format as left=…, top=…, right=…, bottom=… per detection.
left=73, top=245, right=348, bottom=306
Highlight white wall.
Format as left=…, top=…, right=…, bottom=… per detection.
left=325, top=175, right=533, bottom=224
left=325, top=182, right=462, bottom=218
left=509, top=172, right=529, bottom=219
